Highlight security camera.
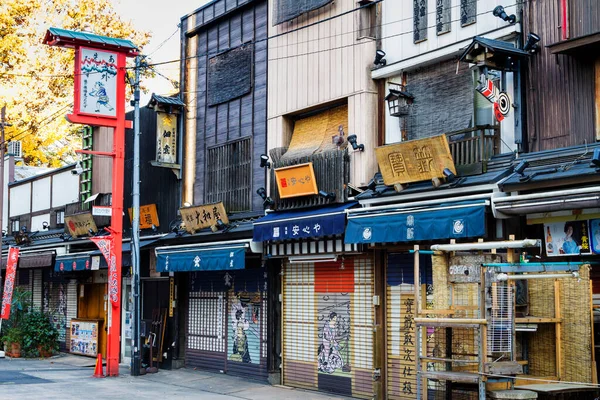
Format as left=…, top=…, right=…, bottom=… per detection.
left=71, top=161, right=84, bottom=175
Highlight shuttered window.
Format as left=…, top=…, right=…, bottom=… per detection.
left=206, top=137, right=252, bottom=212
left=283, top=257, right=374, bottom=398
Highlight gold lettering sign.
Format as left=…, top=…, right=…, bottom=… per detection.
left=274, top=162, right=319, bottom=199
left=375, top=135, right=456, bottom=185
left=65, top=212, right=98, bottom=238
left=179, top=202, right=229, bottom=233
left=128, top=204, right=160, bottom=230
left=156, top=112, right=177, bottom=164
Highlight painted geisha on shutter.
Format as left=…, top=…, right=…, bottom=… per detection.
left=283, top=257, right=374, bottom=398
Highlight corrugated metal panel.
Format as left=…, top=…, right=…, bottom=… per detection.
left=32, top=269, right=42, bottom=310
left=186, top=268, right=268, bottom=380
left=524, top=0, right=596, bottom=152
left=386, top=253, right=432, bottom=399
left=282, top=257, right=374, bottom=398
left=66, top=281, right=78, bottom=351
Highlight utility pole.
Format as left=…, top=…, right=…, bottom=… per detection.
left=130, top=55, right=142, bottom=376
left=0, top=106, right=9, bottom=252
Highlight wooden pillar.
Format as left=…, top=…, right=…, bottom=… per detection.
left=595, top=59, right=600, bottom=141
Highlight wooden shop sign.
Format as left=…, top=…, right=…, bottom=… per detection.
left=180, top=202, right=229, bottom=233
left=375, top=135, right=456, bottom=186
left=128, top=203, right=160, bottom=230
left=274, top=162, right=318, bottom=199
left=65, top=212, right=98, bottom=238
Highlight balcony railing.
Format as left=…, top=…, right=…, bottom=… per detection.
left=446, top=124, right=500, bottom=175
left=269, top=149, right=349, bottom=210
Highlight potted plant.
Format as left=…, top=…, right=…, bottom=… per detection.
left=3, top=327, right=23, bottom=358
left=21, top=311, right=59, bottom=358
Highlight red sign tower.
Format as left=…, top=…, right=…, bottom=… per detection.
left=43, top=28, right=138, bottom=376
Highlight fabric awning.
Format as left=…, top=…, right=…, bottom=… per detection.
left=2, top=250, right=55, bottom=270
left=155, top=241, right=249, bottom=272
left=253, top=202, right=357, bottom=242
left=345, top=200, right=488, bottom=244
left=54, top=252, right=94, bottom=272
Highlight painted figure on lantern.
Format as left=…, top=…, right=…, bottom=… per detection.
left=89, top=81, right=114, bottom=112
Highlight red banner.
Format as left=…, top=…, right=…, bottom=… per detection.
left=89, top=235, right=119, bottom=306
left=1, top=247, right=20, bottom=320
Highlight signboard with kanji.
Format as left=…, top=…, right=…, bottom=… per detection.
left=375, top=134, right=456, bottom=186
left=156, top=112, right=177, bottom=164
left=65, top=212, right=98, bottom=238
left=78, top=48, right=118, bottom=118
left=274, top=162, right=318, bottom=199
left=128, top=203, right=160, bottom=230
left=544, top=219, right=593, bottom=257
left=180, top=202, right=229, bottom=233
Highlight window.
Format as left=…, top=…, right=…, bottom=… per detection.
left=56, top=210, right=65, bottom=225
left=413, top=0, right=428, bottom=43
left=357, top=2, right=377, bottom=40
left=11, top=219, right=19, bottom=234
left=461, top=0, right=476, bottom=26
left=206, top=137, right=252, bottom=212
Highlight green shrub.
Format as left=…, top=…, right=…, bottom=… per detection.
left=21, top=311, right=59, bottom=357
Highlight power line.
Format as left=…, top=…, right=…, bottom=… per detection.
left=146, top=25, right=180, bottom=57
left=2, top=102, right=73, bottom=146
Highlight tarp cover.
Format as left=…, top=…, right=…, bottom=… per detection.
left=273, top=0, right=333, bottom=25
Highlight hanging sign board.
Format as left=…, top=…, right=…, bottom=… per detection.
left=375, top=135, right=456, bottom=186
left=591, top=219, right=600, bottom=254
left=544, top=220, right=593, bottom=257
left=155, top=112, right=177, bottom=164
left=65, top=212, right=98, bottom=238
left=274, top=162, right=319, bottom=199
left=92, top=206, right=112, bottom=217
left=180, top=202, right=229, bottom=233
left=128, top=204, right=160, bottom=230
left=78, top=48, right=119, bottom=118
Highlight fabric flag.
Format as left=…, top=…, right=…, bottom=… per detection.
left=1, top=247, right=20, bottom=320
left=89, top=235, right=119, bottom=306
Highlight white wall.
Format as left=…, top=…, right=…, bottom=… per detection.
left=10, top=182, right=31, bottom=217
left=381, top=0, right=519, bottom=65
left=52, top=170, right=79, bottom=208
left=31, top=213, right=51, bottom=232
left=32, top=177, right=51, bottom=212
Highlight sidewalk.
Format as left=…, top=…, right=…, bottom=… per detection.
left=0, top=353, right=353, bottom=400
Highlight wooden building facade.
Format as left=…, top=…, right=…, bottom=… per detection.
left=523, top=0, right=600, bottom=151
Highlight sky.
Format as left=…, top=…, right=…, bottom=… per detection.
left=112, top=0, right=212, bottom=104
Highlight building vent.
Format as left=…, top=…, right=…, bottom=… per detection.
left=7, top=141, right=22, bottom=158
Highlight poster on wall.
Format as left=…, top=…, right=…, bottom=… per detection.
left=544, top=220, right=592, bottom=257
left=70, top=320, right=99, bottom=357
left=228, top=291, right=261, bottom=364
left=590, top=219, right=600, bottom=254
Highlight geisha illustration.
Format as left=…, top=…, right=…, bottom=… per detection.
left=229, top=301, right=251, bottom=363
left=88, top=81, right=114, bottom=112
left=318, top=312, right=345, bottom=373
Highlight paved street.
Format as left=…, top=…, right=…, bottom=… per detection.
left=0, top=354, right=351, bottom=400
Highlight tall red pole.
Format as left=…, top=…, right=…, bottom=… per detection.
left=106, top=51, right=127, bottom=376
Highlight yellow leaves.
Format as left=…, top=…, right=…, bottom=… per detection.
left=0, top=0, right=151, bottom=166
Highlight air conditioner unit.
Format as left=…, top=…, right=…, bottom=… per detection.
left=7, top=141, right=22, bottom=158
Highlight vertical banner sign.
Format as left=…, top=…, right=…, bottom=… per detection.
left=79, top=48, right=118, bottom=117
left=1, top=247, right=20, bottom=320
left=156, top=112, right=177, bottom=164
left=90, top=235, right=119, bottom=306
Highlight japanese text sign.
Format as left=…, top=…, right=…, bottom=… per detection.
left=544, top=219, right=593, bottom=257
left=128, top=203, right=160, bottom=230
left=180, top=202, right=229, bottom=233
left=89, top=235, right=119, bottom=306
left=65, top=212, right=98, bottom=238
left=274, top=162, right=318, bottom=199
left=375, top=135, right=456, bottom=186
left=1, top=247, right=20, bottom=320
left=77, top=47, right=118, bottom=118
left=155, top=112, right=177, bottom=164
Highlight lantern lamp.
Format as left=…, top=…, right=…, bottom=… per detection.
left=385, top=83, right=414, bottom=117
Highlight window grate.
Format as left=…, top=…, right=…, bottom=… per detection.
left=206, top=137, right=252, bottom=212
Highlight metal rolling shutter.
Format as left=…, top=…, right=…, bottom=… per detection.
left=32, top=269, right=42, bottom=310
left=66, top=280, right=78, bottom=350
left=46, top=281, right=69, bottom=351
left=186, top=268, right=268, bottom=380
left=283, top=256, right=374, bottom=398
left=386, top=253, right=432, bottom=399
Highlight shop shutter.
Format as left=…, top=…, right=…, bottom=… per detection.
left=282, top=256, right=374, bottom=398
left=386, top=253, right=432, bottom=399
left=32, top=269, right=42, bottom=310
left=186, top=268, right=268, bottom=380
left=66, top=280, right=78, bottom=350
left=46, top=281, right=69, bottom=351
